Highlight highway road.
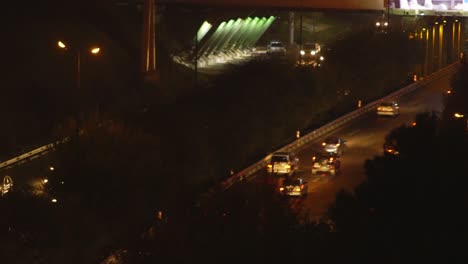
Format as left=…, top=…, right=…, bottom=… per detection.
left=1, top=67, right=454, bottom=207
left=265, top=70, right=454, bottom=221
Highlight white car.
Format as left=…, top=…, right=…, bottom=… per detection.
left=267, top=152, right=299, bottom=175
left=377, top=101, right=400, bottom=116
left=267, top=41, right=286, bottom=55
left=321, top=137, right=347, bottom=155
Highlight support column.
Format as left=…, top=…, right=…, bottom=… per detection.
left=289, top=12, right=295, bottom=46
left=142, top=0, right=157, bottom=75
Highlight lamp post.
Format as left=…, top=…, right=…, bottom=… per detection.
left=57, top=41, right=100, bottom=90
left=57, top=41, right=101, bottom=135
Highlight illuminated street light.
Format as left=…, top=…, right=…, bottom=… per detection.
left=454, top=113, right=464, bottom=118
left=51, top=198, right=58, bottom=203
left=58, top=41, right=67, bottom=49
left=57, top=40, right=101, bottom=90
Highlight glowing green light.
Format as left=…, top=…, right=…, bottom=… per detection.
left=196, top=21, right=213, bottom=42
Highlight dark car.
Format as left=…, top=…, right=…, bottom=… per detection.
left=383, top=142, right=400, bottom=156
left=297, top=42, right=324, bottom=67
left=278, top=177, right=308, bottom=197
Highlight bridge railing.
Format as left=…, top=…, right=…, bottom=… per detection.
left=210, top=62, right=459, bottom=194
left=0, top=138, right=68, bottom=171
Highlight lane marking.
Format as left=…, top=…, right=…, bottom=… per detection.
left=347, top=129, right=361, bottom=136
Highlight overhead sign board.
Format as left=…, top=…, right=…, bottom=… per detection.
left=390, top=0, right=468, bottom=16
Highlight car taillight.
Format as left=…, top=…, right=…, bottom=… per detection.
left=300, top=184, right=304, bottom=189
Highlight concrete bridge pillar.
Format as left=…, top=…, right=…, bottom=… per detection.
left=289, top=11, right=295, bottom=46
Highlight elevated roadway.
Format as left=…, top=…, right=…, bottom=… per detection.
left=270, top=67, right=455, bottom=221
left=159, top=0, right=385, bottom=10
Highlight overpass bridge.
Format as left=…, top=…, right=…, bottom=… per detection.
left=141, top=0, right=468, bottom=76
left=157, top=0, right=385, bottom=10
left=141, top=0, right=386, bottom=75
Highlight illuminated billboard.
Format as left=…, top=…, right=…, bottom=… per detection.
left=391, top=0, right=468, bottom=15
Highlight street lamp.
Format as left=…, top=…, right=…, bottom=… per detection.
left=57, top=40, right=101, bottom=90
left=57, top=40, right=101, bottom=135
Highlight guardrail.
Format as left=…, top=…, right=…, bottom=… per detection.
left=0, top=138, right=68, bottom=171
left=0, top=144, right=54, bottom=170
left=211, top=62, right=460, bottom=193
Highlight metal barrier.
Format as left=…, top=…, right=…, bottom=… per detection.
left=0, top=138, right=68, bottom=171
left=214, top=62, right=460, bottom=193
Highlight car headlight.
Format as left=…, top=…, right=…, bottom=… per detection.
left=300, top=50, right=305, bottom=55
left=320, top=56, right=324, bottom=61
left=311, top=50, right=316, bottom=55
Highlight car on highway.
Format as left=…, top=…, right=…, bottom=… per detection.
left=1, top=175, right=13, bottom=196
left=267, top=40, right=286, bottom=55
left=311, top=152, right=341, bottom=175
left=267, top=152, right=299, bottom=176
left=321, top=137, right=347, bottom=155
left=444, top=88, right=454, bottom=97
left=383, top=142, right=400, bottom=156
left=278, top=177, right=308, bottom=197
left=375, top=19, right=389, bottom=33
left=300, top=42, right=321, bottom=57
left=377, top=101, right=400, bottom=116
left=298, top=42, right=323, bottom=67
